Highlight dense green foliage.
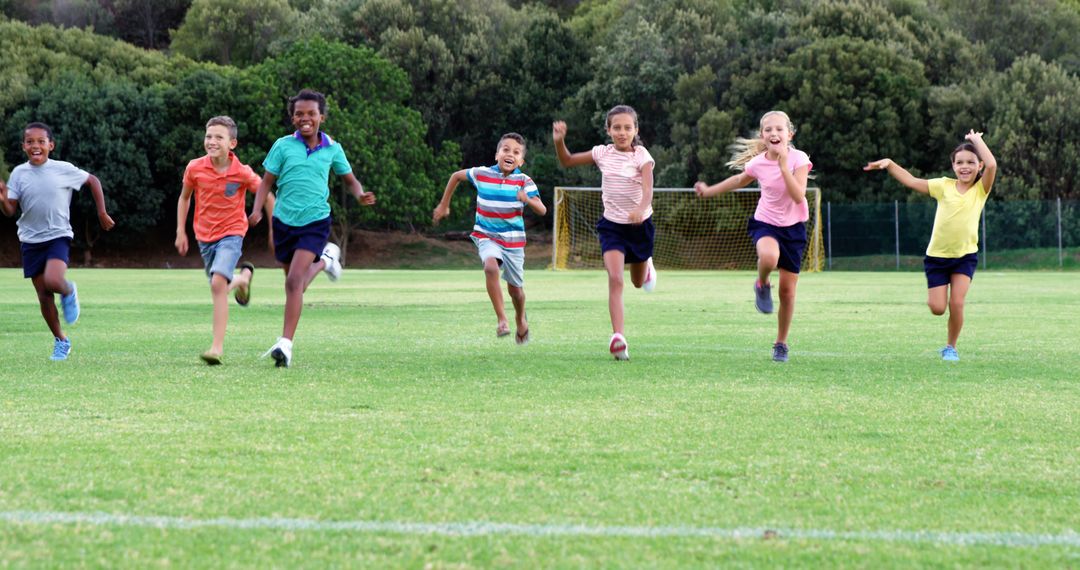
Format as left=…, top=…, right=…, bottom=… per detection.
left=4, top=0, right=1080, bottom=253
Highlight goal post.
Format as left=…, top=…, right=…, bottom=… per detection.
left=552, top=186, right=823, bottom=272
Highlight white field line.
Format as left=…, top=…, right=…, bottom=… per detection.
left=1, top=511, right=1078, bottom=548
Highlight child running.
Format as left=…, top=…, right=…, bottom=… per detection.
left=553, top=105, right=657, bottom=361
left=248, top=89, right=376, bottom=368
left=432, top=133, right=546, bottom=344
left=176, top=116, right=275, bottom=365
left=0, top=122, right=115, bottom=360
left=864, top=130, right=997, bottom=361
left=694, top=110, right=812, bottom=363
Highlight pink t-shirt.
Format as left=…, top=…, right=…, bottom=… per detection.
left=591, top=144, right=655, bottom=224
left=745, top=149, right=813, bottom=227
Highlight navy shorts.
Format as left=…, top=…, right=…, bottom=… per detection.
left=748, top=218, right=806, bottom=274
left=924, top=253, right=977, bottom=288
left=596, top=216, right=655, bottom=264
left=21, top=237, right=71, bottom=278
left=272, top=216, right=331, bottom=265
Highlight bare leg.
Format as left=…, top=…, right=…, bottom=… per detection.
left=508, top=283, right=526, bottom=333
left=756, top=237, right=780, bottom=286
left=32, top=270, right=65, bottom=340
left=628, top=260, right=647, bottom=288
left=603, top=250, right=626, bottom=334
left=208, top=273, right=230, bottom=354
left=927, top=285, right=948, bottom=316
left=776, top=269, right=799, bottom=344
left=281, top=250, right=321, bottom=340
left=483, top=258, right=509, bottom=334
left=946, top=274, right=972, bottom=347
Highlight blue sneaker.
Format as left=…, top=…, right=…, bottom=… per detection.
left=60, top=281, right=80, bottom=324
left=754, top=281, right=773, bottom=314
left=772, top=342, right=789, bottom=362
left=941, top=346, right=959, bottom=362
left=51, top=337, right=71, bottom=361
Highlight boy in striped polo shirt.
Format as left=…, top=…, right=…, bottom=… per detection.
left=433, top=133, right=546, bottom=344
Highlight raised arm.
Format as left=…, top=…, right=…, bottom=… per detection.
left=694, top=171, right=755, bottom=199
left=0, top=179, right=15, bottom=217
left=248, top=172, right=276, bottom=227
left=341, top=172, right=375, bottom=206
left=966, top=130, right=997, bottom=193
left=175, top=182, right=194, bottom=255
left=433, top=169, right=468, bottom=225
left=863, top=158, right=929, bottom=194
left=85, top=174, right=115, bottom=230
left=552, top=121, right=595, bottom=168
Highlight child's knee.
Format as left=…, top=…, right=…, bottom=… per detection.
left=210, top=274, right=229, bottom=294
left=483, top=262, right=500, bottom=278
left=284, top=274, right=305, bottom=294
left=928, top=300, right=947, bottom=315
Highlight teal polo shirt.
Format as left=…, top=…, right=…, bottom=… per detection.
left=263, top=131, right=352, bottom=227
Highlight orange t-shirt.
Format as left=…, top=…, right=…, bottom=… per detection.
left=182, top=153, right=261, bottom=243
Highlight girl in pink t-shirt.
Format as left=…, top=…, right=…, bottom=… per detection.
left=694, top=111, right=812, bottom=363
left=553, top=105, right=656, bottom=361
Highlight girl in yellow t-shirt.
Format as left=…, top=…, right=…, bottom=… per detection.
left=864, top=130, right=998, bottom=362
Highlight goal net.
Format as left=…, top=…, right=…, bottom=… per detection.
left=552, top=187, right=823, bottom=271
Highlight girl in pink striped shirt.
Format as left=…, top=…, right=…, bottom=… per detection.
left=694, top=111, right=813, bottom=363
left=553, top=105, right=657, bottom=361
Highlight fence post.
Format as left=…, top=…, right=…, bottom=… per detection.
left=827, top=202, right=832, bottom=270
left=894, top=200, right=900, bottom=270
left=1059, top=197, right=1064, bottom=268
left=982, top=207, right=987, bottom=269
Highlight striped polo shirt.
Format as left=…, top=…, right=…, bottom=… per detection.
left=466, top=165, right=540, bottom=248
left=591, top=144, right=655, bottom=224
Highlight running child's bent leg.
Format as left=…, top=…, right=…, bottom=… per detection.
left=927, top=286, right=948, bottom=316
left=629, top=261, right=648, bottom=288
left=755, top=237, right=780, bottom=285
left=31, top=274, right=63, bottom=340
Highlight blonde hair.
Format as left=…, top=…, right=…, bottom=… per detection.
left=726, top=110, right=797, bottom=171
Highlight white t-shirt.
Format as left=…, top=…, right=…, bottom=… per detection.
left=7, top=159, right=89, bottom=243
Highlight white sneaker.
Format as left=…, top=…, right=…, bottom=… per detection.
left=263, top=337, right=293, bottom=368
left=642, top=258, right=657, bottom=293
left=322, top=243, right=343, bottom=282
left=609, top=333, right=629, bottom=361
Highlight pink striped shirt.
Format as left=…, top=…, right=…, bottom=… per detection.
left=591, top=144, right=655, bottom=224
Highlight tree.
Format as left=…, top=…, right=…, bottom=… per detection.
left=171, top=0, right=297, bottom=66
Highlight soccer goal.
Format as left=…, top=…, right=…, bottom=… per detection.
left=552, top=187, right=824, bottom=271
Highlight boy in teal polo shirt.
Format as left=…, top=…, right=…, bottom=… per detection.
left=248, top=89, right=376, bottom=368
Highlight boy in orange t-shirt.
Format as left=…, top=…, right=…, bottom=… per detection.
left=176, top=116, right=275, bottom=365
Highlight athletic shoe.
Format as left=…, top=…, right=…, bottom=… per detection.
left=609, top=333, right=629, bottom=361
left=263, top=337, right=293, bottom=368
left=642, top=258, right=657, bottom=293
left=754, top=281, right=773, bottom=314
left=322, top=243, right=343, bottom=282
left=772, top=342, right=789, bottom=363
left=60, top=281, right=80, bottom=324
left=941, top=346, right=959, bottom=362
left=51, top=337, right=71, bottom=361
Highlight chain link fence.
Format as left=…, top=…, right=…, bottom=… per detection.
left=825, top=199, right=1080, bottom=270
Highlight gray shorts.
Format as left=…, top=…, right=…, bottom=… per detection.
left=198, top=235, right=243, bottom=283
left=473, top=237, right=525, bottom=287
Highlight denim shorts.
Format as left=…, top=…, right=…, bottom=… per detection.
left=924, top=253, right=978, bottom=288
left=272, top=216, right=331, bottom=265
left=473, top=236, right=525, bottom=287
left=21, top=237, right=71, bottom=278
left=596, top=216, right=655, bottom=264
left=198, top=235, right=244, bottom=282
left=747, top=217, right=807, bottom=274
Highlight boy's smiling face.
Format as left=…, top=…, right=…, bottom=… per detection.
left=292, top=100, right=324, bottom=141
left=23, top=127, right=54, bottom=166
left=204, top=124, right=237, bottom=161
left=494, top=137, right=526, bottom=174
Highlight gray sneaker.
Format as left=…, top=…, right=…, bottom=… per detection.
left=754, top=282, right=773, bottom=314
left=772, top=342, right=789, bottom=363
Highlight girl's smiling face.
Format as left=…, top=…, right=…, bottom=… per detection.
left=951, top=149, right=982, bottom=184
left=606, top=113, right=638, bottom=151
left=759, top=114, right=793, bottom=156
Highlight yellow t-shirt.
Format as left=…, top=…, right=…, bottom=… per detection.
left=926, top=177, right=989, bottom=258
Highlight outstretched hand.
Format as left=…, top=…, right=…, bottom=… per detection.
left=965, top=129, right=984, bottom=142
left=863, top=158, right=892, bottom=171
left=552, top=121, right=567, bottom=143
left=693, top=181, right=709, bottom=197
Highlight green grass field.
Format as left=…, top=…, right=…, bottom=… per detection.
left=1, top=268, right=1078, bottom=568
